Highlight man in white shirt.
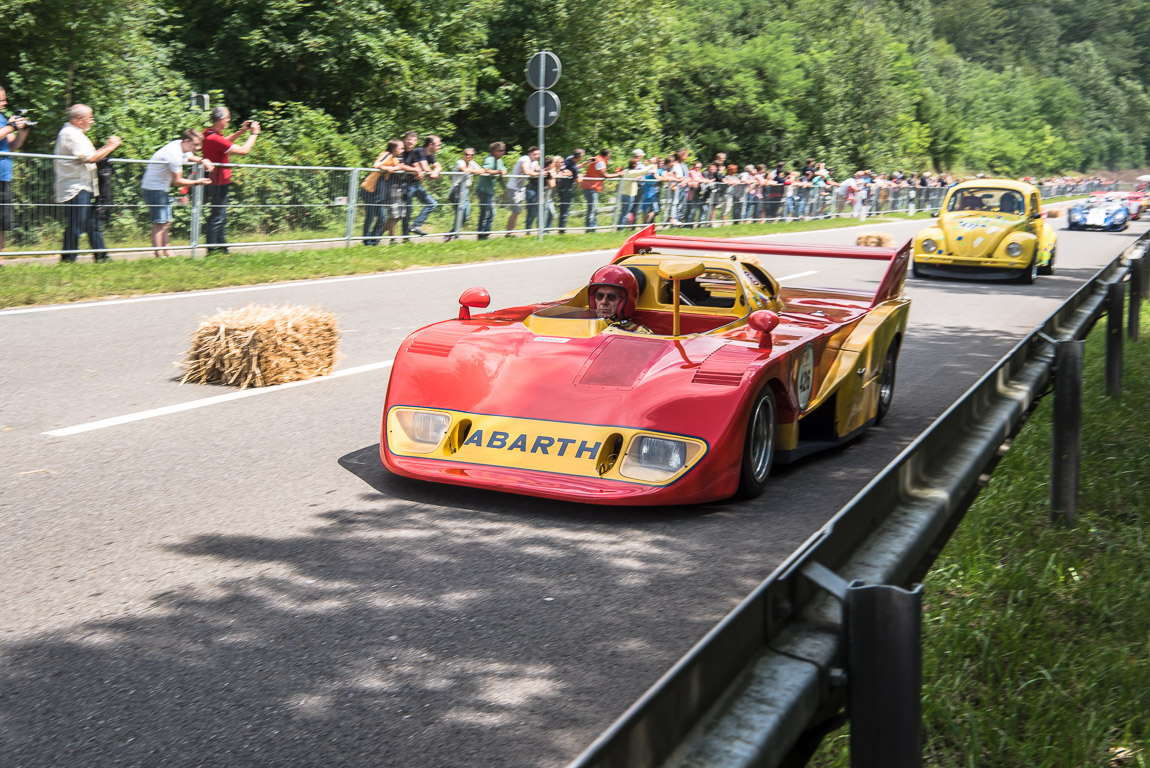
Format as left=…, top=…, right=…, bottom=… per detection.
left=54, top=104, right=121, bottom=262
left=505, top=146, right=539, bottom=236
left=139, top=130, right=214, bottom=257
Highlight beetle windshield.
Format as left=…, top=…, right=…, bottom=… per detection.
left=947, top=188, right=1026, bottom=215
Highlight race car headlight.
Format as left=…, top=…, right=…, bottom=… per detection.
left=639, top=437, right=686, bottom=470
left=619, top=435, right=704, bottom=482
left=920, top=238, right=938, bottom=254
left=1070, top=210, right=1084, bottom=222
left=1115, top=209, right=1127, bottom=220
left=391, top=408, right=451, bottom=452
left=1005, top=242, right=1023, bottom=257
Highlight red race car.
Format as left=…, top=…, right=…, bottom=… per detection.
left=1126, top=191, right=1146, bottom=220
left=381, top=226, right=911, bottom=505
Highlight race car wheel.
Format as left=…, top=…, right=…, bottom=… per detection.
left=736, top=386, right=777, bottom=499
left=1038, top=247, right=1056, bottom=276
left=911, top=260, right=925, bottom=279
left=876, top=341, right=899, bottom=424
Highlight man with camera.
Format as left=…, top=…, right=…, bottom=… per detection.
left=0, top=86, right=33, bottom=257
left=140, top=129, right=214, bottom=258
left=54, top=104, right=120, bottom=263
left=202, top=106, right=260, bottom=255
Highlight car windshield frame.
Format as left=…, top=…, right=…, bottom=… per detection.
left=945, top=187, right=1028, bottom=216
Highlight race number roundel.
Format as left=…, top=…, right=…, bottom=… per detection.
left=796, top=345, right=815, bottom=411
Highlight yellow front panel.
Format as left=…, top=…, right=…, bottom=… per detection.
left=386, top=408, right=708, bottom=486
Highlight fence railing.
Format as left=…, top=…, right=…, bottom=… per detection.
left=567, top=231, right=1147, bottom=768
left=0, top=150, right=1121, bottom=259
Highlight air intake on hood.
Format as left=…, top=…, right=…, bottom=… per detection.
left=407, top=326, right=476, bottom=357
left=693, top=344, right=763, bottom=386
left=577, top=337, right=667, bottom=389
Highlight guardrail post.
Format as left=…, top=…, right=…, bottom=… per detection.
left=1130, top=257, right=1143, bottom=340
left=846, top=581, right=923, bottom=768
left=1051, top=339, right=1084, bottom=524
left=345, top=170, right=359, bottom=248
left=1106, top=281, right=1124, bottom=398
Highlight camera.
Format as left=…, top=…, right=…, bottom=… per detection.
left=12, top=109, right=36, bottom=127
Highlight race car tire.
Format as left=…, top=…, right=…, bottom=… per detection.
left=875, top=340, right=899, bottom=424
left=1019, top=255, right=1038, bottom=284
left=1038, top=246, right=1056, bottom=276
left=911, top=260, right=925, bottom=279
left=736, top=385, right=777, bottom=499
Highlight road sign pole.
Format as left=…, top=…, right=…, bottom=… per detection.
left=537, top=56, right=545, bottom=242
left=526, top=52, right=561, bottom=242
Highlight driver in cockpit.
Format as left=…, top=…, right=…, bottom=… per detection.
left=588, top=265, right=652, bottom=334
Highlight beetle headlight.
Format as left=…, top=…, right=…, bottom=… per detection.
left=921, top=237, right=938, bottom=254
left=391, top=408, right=451, bottom=452
left=1005, top=242, right=1023, bottom=257
left=619, top=435, right=704, bottom=482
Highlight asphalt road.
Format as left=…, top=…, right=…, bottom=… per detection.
left=1, top=217, right=1143, bottom=767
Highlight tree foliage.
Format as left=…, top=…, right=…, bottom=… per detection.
left=3, top=0, right=1149, bottom=173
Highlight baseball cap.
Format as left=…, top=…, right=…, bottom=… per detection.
left=632, top=149, right=646, bottom=157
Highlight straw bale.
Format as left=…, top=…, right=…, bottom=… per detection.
left=856, top=232, right=894, bottom=247
left=1044, top=207, right=1061, bottom=218
left=182, top=304, right=340, bottom=389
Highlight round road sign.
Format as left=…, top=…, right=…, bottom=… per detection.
left=526, top=90, right=561, bottom=128
left=526, top=51, right=562, bottom=91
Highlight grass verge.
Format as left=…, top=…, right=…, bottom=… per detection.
left=0, top=217, right=876, bottom=308
left=813, top=300, right=1150, bottom=767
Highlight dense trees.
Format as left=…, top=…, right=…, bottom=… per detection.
left=2, top=0, right=1148, bottom=172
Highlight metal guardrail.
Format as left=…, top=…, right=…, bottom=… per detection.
left=569, top=231, right=1147, bottom=768
left=0, top=150, right=1121, bottom=258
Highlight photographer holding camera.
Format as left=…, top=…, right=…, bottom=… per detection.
left=0, top=85, right=33, bottom=258
left=202, top=107, right=260, bottom=255
left=54, top=104, right=120, bottom=263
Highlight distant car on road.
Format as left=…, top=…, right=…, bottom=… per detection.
left=1122, top=191, right=1144, bottom=220
left=1067, top=192, right=1130, bottom=232
left=912, top=179, right=1056, bottom=283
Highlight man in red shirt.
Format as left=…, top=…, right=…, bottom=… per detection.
left=202, top=107, right=260, bottom=255
left=579, top=149, right=622, bottom=232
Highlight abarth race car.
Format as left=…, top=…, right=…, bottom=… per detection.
left=1067, top=193, right=1130, bottom=231
left=380, top=226, right=911, bottom=506
left=912, top=178, right=1056, bottom=283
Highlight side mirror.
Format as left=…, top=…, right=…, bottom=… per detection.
left=748, top=310, right=780, bottom=349
left=1031, top=210, right=1043, bottom=219
left=458, top=287, right=490, bottom=320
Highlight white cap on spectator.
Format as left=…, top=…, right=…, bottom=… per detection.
left=632, top=149, right=646, bottom=157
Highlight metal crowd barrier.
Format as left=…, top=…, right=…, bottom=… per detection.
left=568, top=231, right=1146, bottom=768
left=0, top=150, right=1123, bottom=259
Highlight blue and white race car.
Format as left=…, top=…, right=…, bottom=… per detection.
left=1066, top=193, right=1130, bottom=231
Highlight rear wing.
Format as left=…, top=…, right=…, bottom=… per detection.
left=613, top=225, right=911, bottom=307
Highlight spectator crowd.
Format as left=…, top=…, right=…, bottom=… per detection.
left=0, top=87, right=1125, bottom=261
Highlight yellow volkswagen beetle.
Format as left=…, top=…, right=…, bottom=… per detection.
left=913, top=179, right=1056, bottom=283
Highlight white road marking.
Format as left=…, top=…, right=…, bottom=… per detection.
left=1, top=250, right=617, bottom=317
left=1, top=219, right=908, bottom=317
left=44, top=359, right=394, bottom=437
left=776, top=271, right=819, bottom=281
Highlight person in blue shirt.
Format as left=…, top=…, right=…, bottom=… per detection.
left=0, top=85, right=33, bottom=256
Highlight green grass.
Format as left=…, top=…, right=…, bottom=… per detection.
left=0, top=216, right=870, bottom=308
left=813, top=301, right=1150, bottom=768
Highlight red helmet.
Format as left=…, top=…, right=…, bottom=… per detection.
left=589, top=265, right=639, bottom=320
